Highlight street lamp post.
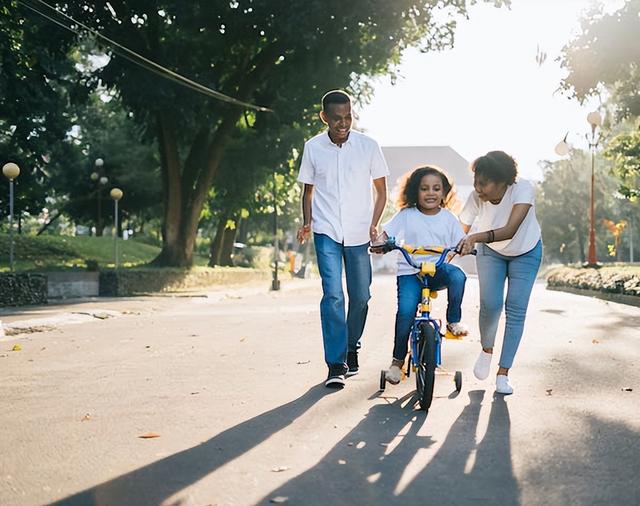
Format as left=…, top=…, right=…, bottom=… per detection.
left=91, top=158, right=108, bottom=236
left=110, top=188, right=123, bottom=269
left=586, top=111, right=602, bottom=267
left=555, top=111, right=602, bottom=267
left=2, top=162, right=21, bottom=272
left=271, top=171, right=280, bottom=291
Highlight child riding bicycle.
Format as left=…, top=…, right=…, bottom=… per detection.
left=372, top=165, right=468, bottom=385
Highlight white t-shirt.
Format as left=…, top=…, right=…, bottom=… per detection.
left=459, top=178, right=541, bottom=256
left=297, top=130, right=389, bottom=246
left=383, top=207, right=465, bottom=276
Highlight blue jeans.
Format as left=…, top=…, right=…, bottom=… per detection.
left=314, top=233, right=372, bottom=367
left=393, top=263, right=467, bottom=361
left=476, top=240, right=542, bottom=369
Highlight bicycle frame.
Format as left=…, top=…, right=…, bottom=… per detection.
left=377, top=239, right=457, bottom=371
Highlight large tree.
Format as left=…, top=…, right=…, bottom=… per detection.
left=560, top=0, right=640, bottom=119
left=0, top=0, right=84, bottom=227
left=37, top=0, right=506, bottom=266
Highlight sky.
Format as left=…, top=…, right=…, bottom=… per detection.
left=357, top=0, right=622, bottom=181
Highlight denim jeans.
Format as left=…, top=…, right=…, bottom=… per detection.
left=314, top=233, right=372, bottom=366
left=393, top=263, right=467, bottom=361
left=476, top=240, right=542, bottom=369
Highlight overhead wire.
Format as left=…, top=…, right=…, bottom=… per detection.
left=16, top=0, right=272, bottom=112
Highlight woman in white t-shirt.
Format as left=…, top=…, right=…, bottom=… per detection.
left=458, top=151, right=542, bottom=395
left=373, top=166, right=468, bottom=385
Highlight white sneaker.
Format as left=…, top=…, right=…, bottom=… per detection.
left=386, top=360, right=403, bottom=385
left=496, top=375, right=514, bottom=395
left=473, top=350, right=492, bottom=380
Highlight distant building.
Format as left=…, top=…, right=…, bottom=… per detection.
left=381, top=145, right=473, bottom=204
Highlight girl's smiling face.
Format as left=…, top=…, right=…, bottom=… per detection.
left=417, top=174, right=445, bottom=215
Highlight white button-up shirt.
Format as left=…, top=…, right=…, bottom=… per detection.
left=298, top=130, right=389, bottom=246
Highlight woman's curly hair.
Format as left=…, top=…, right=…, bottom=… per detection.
left=396, top=165, right=458, bottom=210
left=471, top=150, right=518, bottom=185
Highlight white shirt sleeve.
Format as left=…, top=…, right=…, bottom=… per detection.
left=369, top=140, right=390, bottom=179
left=512, top=179, right=536, bottom=205
left=382, top=210, right=405, bottom=240
left=297, top=142, right=315, bottom=185
left=459, top=192, right=480, bottom=226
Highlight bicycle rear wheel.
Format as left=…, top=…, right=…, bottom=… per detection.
left=416, top=322, right=437, bottom=411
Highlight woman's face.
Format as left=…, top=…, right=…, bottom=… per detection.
left=417, top=174, right=445, bottom=214
left=474, top=174, right=508, bottom=202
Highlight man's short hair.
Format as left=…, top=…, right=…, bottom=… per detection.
left=322, top=90, right=351, bottom=112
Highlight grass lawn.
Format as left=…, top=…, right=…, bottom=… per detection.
left=0, top=234, right=164, bottom=271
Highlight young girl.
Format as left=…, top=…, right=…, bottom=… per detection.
left=457, top=151, right=542, bottom=395
left=375, top=165, right=468, bottom=385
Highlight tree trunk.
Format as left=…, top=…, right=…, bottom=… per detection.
left=209, top=214, right=228, bottom=267
left=219, top=228, right=236, bottom=266
left=152, top=46, right=279, bottom=267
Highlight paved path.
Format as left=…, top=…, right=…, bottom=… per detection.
left=1, top=275, right=638, bottom=506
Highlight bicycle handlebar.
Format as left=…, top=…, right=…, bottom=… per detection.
left=370, top=237, right=475, bottom=271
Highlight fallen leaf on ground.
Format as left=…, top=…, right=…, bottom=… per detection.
left=240, top=337, right=246, bottom=342
left=270, top=497, right=288, bottom=504
left=296, top=360, right=311, bottom=365
left=138, top=432, right=161, bottom=439
left=545, top=389, right=553, bottom=396
left=81, top=413, right=91, bottom=421
left=592, top=339, right=600, bottom=344
left=622, top=387, right=633, bottom=392
left=11, top=344, right=21, bottom=351
left=271, top=466, right=290, bottom=472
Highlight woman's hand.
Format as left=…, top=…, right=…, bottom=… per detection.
left=457, top=235, right=477, bottom=256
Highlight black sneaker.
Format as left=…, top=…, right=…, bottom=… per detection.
left=346, top=351, right=359, bottom=377
left=325, top=364, right=347, bottom=388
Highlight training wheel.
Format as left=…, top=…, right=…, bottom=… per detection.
left=454, top=370, right=462, bottom=392
left=379, top=370, right=386, bottom=391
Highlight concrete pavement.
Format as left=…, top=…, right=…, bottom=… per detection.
left=1, top=275, right=639, bottom=505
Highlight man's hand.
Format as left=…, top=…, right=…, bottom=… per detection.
left=369, top=230, right=388, bottom=254
left=369, top=225, right=378, bottom=244
left=297, top=224, right=311, bottom=244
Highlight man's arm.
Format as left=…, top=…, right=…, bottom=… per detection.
left=369, top=176, right=387, bottom=243
left=297, top=184, right=314, bottom=243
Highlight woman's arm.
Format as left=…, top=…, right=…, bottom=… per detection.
left=458, top=203, right=531, bottom=254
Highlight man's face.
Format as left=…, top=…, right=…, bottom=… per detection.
left=320, top=102, right=352, bottom=144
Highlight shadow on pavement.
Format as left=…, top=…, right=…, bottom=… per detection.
left=51, top=384, right=330, bottom=505
left=256, top=389, right=519, bottom=505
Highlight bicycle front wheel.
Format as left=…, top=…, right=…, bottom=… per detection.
left=416, top=322, right=437, bottom=411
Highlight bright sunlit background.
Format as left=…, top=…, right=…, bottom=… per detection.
left=357, top=0, right=624, bottom=181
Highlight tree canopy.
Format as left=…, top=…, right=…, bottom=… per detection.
left=33, top=0, right=506, bottom=266
left=560, top=0, right=640, bottom=119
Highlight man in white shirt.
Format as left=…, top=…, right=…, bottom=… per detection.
left=297, top=90, right=389, bottom=388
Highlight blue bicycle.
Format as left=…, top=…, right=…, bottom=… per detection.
left=374, top=237, right=469, bottom=411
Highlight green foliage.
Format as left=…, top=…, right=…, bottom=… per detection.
left=536, top=150, right=627, bottom=263
left=48, top=93, right=162, bottom=229
left=560, top=0, right=640, bottom=119
left=0, top=0, right=85, bottom=220
left=604, top=127, right=640, bottom=200
left=0, top=233, right=160, bottom=271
